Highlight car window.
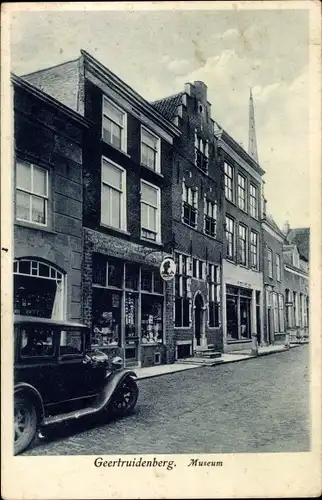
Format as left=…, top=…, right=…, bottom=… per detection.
left=20, top=328, right=55, bottom=358
left=60, top=330, right=83, bottom=357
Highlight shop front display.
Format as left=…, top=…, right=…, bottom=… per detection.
left=226, top=286, right=252, bottom=342
left=91, top=253, right=166, bottom=367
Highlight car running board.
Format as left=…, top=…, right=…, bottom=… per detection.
left=43, top=401, right=103, bottom=426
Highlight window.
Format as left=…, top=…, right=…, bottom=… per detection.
left=278, top=294, right=284, bottom=332
left=183, top=185, right=198, bottom=228
left=272, top=292, right=279, bottom=332
left=276, top=254, right=281, bottom=281
left=192, top=258, right=197, bottom=278
left=224, top=162, right=234, bottom=202
left=16, top=160, right=48, bottom=226
left=225, top=216, right=235, bottom=260
left=226, top=286, right=252, bottom=340
left=14, top=259, right=64, bottom=319
left=267, top=248, right=273, bottom=277
left=141, top=127, right=160, bottom=172
left=238, top=224, right=247, bottom=266
left=174, top=253, right=191, bottom=327
left=20, top=327, right=55, bottom=358
left=204, top=199, right=217, bottom=237
left=249, top=184, right=258, bottom=218
left=250, top=231, right=258, bottom=269
left=237, top=174, right=246, bottom=211
left=195, top=132, right=209, bottom=173
left=102, top=97, right=127, bottom=152
left=60, top=330, right=83, bottom=357
left=141, top=181, right=161, bottom=242
left=208, top=264, right=220, bottom=327
left=101, top=158, right=126, bottom=230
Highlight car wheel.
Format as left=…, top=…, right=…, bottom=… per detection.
left=111, top=377, right=139, bottom=418
left=14, top=394, right=37, bottom=455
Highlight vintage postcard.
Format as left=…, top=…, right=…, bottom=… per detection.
left=1, top=1, right=321, bottom=498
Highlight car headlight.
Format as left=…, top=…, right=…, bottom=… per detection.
left=111, top=356, right=123, bottom=370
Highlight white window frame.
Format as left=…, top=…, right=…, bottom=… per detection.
left=249, top=183, right=258, bottom=218
left=15, top=160, right=49, bottom=227
left=267, top=248, right=273, bottom=278
left=204, top=198, right=217, bottom=238
left=102, top=96, right=127, bottom=153
left=225, top=216, right=235, bottom=260
left=101, top=157, right=127, bottom=231
left=237, top=173, right=246, bottom=211
left=276, top=254, right=281, bottom=281
left=250, top=230, right=259, bottom=269
left=238, top=223, right=247, bottom=266
left=224, top=162, right=234, bottom=202
left=140, top=126, right=161, bottom=173
left=140, top=179, right=161, bottom=243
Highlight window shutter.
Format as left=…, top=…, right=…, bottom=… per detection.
left=187, top=256, right=192, bottom=276
left=188, top=298, right=192, bottom=324
left=179, top=276, right=183, bottom=297
left=178, top=254, right=183, bottom=275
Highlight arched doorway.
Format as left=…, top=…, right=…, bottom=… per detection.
left=13, top=259, right=65, bottom=319
left=194, top=292, right=206, bottom=350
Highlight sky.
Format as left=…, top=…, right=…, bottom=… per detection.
left=10, top=6, right=310, bottom=229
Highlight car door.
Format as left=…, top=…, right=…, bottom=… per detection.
left=57, top=328, right=99, bottom=401
left=16, top=326, right=63, bottom=405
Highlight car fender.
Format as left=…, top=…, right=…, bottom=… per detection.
left=99, top=370, right=138, bottom=409
left=14, top=383, right=45, bottom=424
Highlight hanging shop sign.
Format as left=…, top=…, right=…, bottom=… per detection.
left=160, top=257, right=176, bottom=281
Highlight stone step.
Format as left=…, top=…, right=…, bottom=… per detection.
left=194, top=350, right=222, bottom=359
left=177, top=357, right=224, bottom=366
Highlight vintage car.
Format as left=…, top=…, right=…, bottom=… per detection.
left=14, top=315, right=139, bottom=455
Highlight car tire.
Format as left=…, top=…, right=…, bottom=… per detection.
left=110, top=377, right=139, bottom=418
left=14, top=394, right=38, bottom=455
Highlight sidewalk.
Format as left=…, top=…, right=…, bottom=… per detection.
left=134, top=344, right=300, bottom=380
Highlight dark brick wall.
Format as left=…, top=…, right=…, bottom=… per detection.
left=13, top=84, right=85, bottom=321
left=83, top=80, right=174, bottom=247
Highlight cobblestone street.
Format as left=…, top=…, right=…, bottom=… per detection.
left=23, top=346, right=309, bottom=456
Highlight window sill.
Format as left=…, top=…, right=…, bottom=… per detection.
left=15, top=220, right=57, bottom=235
left=140, top=164, right=164, bottom=178
left=181, top=220, right=198, bottom=231
left=101, top=139, right=131, bottom=159
left=141, top=342, right=163, bottom=347
left=204, top=231, right=217, bottom=240
left=140, top=237, right=162, bottom=246
left=194, top=164, right=209, bottom=176
left=99, top=223, right=131, bottom=236
left=174, top=326, right=191, bottom=330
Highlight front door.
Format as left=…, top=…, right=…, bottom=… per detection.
left=194, top=293, right=205, bottom=349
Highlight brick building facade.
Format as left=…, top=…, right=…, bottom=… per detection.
left=13, top=75, right=88, bottom=322
left=23, top=51, right=180, bottom=367
left=152, top=82, right=224, bottom=358
left=214, top=122, right=265, bottom=352
left=261, top=211, right=286, bottom=345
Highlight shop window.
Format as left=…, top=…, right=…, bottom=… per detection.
left=141, top=295, right=163, bottom=344
left=125, top=292, right=138, bottom=342
left=92, top=288, right=121, bottom=347
left=125, top=263, right=139, bottom=290
left=14, top=259, right=64, bottom=319
left=16, top=160, right=49, bottom=226
left=226, top=286, right=252, bottom=341
left=92, top=255, right=123, bottom=289
left=141, top=269, right=153, bottom=292
left=108, top=257, right=123, bottom=288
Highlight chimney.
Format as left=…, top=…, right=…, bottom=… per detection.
left=193, top=81, right=208, bottom=103
left=283, top=220, right=290, bottom=234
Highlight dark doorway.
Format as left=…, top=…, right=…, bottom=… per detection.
left=194, top=294, right=204, bottom=347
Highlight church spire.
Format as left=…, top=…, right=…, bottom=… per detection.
left=248, top=87, right=259, bottom=163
